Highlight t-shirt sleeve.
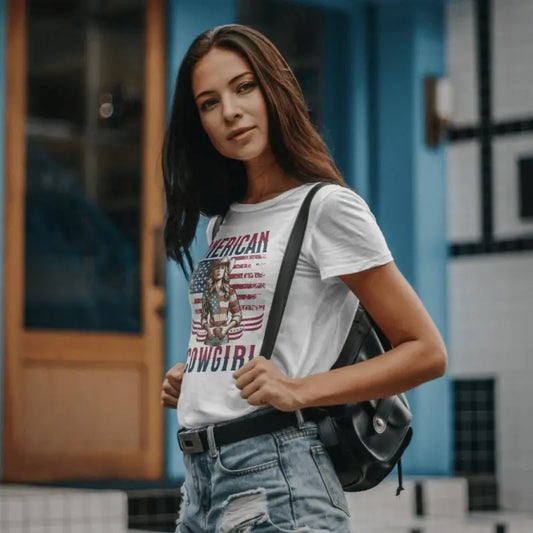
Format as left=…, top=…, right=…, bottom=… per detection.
left=307, top=186, right=393, bottom=281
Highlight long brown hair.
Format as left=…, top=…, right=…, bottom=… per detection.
left=162, top=24, right=344, bottom=276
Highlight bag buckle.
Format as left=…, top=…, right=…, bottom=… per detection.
left=178, top=430, right=204, bottom=453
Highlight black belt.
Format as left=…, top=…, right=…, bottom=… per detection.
left=177, top=407, right=326, bottom=454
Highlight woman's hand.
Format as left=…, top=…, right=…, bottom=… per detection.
left=161, top=362, right=185, bottom=409
left=233, top=356, right=303, bottom=412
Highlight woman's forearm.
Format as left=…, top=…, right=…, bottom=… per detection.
left=295, top=340, right=447, bottom=408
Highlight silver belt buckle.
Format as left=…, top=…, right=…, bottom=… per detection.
left=178, top=430, right=204, bottom=453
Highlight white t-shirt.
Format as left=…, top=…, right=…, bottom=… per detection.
left=177, top=182, right=393, bottom=429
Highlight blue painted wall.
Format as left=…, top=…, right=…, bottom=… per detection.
left=0, top=0, right=6, bottom=480
left=164, top=0, right=237, bottom=481
left=322, top=12, right=350, bottom=182
left=349, top=5, right=372, bottom=198
left=374, top=2, right=452, bottom=475
left=322, top=0, right=451, bottom=476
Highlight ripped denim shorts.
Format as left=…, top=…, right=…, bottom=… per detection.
left=175, top=409, right=353, bottom=532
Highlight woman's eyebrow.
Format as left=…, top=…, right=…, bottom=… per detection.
left=195, top=71, right=254, bottom=100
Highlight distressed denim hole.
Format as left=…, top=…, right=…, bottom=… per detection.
left=220, top=490, right=310, bottom=532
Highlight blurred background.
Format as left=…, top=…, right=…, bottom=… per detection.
left=0, top=0, right=532, bottom=531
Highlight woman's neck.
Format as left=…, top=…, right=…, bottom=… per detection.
left=241, top=153, right=301, bottom=204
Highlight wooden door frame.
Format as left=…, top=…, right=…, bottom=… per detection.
left=2, top=0, right=166, bottom=480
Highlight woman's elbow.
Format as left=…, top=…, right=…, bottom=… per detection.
left=427, top=341, right=448, bottom=379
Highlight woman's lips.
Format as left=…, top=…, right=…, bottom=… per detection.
left=229, top=127, right=255, bottom=141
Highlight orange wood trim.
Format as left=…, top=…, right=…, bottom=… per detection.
left=3, top=0, right=167, bottom=481
left=21, top=331, right=145, bottom=363
left=3, top=0, right=27, bottom=479
left=7, top=451, right=146, bottom=481
left=142, top=0, right=166, bottom=478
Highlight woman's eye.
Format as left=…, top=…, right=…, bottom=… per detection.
left=200, top=99, right=217, bottom=111
left=237, top=81, right=256, bottom=93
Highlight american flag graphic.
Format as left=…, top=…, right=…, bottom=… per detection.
left=189, top=254, right=265, bottom=343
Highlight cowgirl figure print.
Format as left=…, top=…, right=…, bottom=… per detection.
left=200, top=257, right=242, bottom=346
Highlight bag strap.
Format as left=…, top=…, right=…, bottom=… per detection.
left=211, top=215, right=224, bottom=242
left=259, top=183, right=327, bottom=359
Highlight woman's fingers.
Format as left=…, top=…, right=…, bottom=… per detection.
left=239, top=377, right=262, bottom=400
left=163, top=380, right=179, bottom=398
left=234, top=367, right=259, bottom=391
left=161, top=362, right=185, bottom=409
left=166, top=363, right=185, bottom=389
left=161, top=392, right=178, bottom=409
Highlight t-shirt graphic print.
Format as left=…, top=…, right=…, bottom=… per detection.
left=187, top=232, right=270, bottom=370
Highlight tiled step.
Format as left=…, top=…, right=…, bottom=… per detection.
left=345, top=478, right=469, bottom=524
left=345, top=478, right=533, bottom=533
left=345, top=479, right=419, bottom=526
left=469, top=512, right=533, bottom=533
left=3, top=478, right=533, bottom=533
left=353, top=516, right=533, bottom=533
left=0, top=485, right=127, bottom=533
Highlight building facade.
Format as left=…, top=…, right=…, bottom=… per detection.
left=0, top=0, right=454, bottom=500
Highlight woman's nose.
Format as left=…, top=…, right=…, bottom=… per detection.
left=222, top=96, right=242, bottom=122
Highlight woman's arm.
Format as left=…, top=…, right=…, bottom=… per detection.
left=295, top=261, right=447, bottom=407
left=234, top=261, right=447, bottom=411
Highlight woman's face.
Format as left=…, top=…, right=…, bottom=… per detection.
left=192, top=47, right=270, bottom=163
left=213, top=264, right=226, bottom=280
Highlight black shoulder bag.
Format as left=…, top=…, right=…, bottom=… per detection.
left=212, top=183, right=413, bottom=495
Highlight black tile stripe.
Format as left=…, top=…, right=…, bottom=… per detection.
left=450, top=237, right=533, bottom=256
left=449, top=118, right=533, bottom=142
left=492, top=118, right=533, bottom=135
left=448, top=125, right=481, bottom=141
left=476, top=0, right=494, bottom=242
left=496, top=524, right=507, bottom=533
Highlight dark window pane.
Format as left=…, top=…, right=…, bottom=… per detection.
left=24, top=0, right=144, bottom=332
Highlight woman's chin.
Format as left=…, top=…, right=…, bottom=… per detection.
left=220, top=142, right=271, bottom=164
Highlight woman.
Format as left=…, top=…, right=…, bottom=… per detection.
left=161, top=24, right=447, bottom=533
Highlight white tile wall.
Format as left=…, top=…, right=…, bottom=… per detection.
left=499, top=373, right=533, bottom=513
left=447, top=140, right=482, bottom=242
left=344, top=478, right=533, bottom=530
left=493, top=134, right=533, bottom=239
left=0, top=486, right=127, bottom=533
left=446, top=0, right=478, bottom=126
left=423, top=478, right=468, bottom=517
left=344, top=480, right=416, bottom=526
left=492, top=0, right=533, bottom=121
left=449, top=252, right=533, bottom=512
left=449, top=252, right=533, bottom=376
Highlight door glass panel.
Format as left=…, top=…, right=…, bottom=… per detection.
left=25, top=0, right=145, bottom=332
